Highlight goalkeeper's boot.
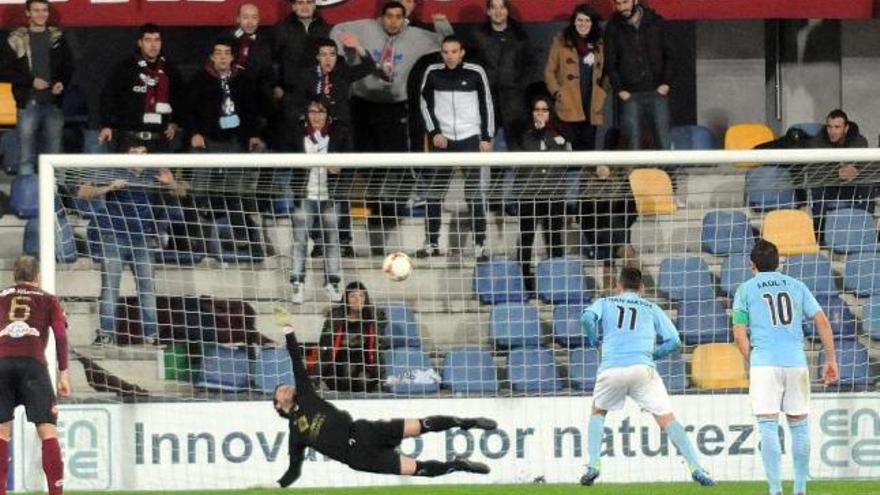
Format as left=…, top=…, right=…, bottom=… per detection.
left=690, top=467, right=715, bottom=486
left=453, top=457, right=490, bottom=475
left=579, top=466, right=600, bottom=486
left=459, top=417, right=498, bottom=431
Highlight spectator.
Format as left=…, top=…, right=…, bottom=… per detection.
left=809, top=109, right=872, bottom=237
left=400, top=0, right=454, bottom=36
left=300, top=36, right=374, bottom=258
left=77, top=146, right=189, bottom=346
left=188, top=36, right=266, bottom=260
left=2, top=0, right=74, bottom=175
left=188, top=36, right=264, bottom=154
left=331, top=1, right=444, bottom=255
left=515, top=94, right=570, bottom=293
left=98, top=23, right=184, bottom=153
left=289, top=97, right=349, bottom=305
left=228, top=3, right=275, bottom=134
left=604, top=0, right=673, bottom=150
left=317, top=281, right=387, bottom=393
left=274, top=0, right=332, bottom=151
left=544, top=3, right=607, bottom=151
left=417, top=35, right=493, bottom=260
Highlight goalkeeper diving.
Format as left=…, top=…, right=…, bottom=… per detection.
left=578, top=267, right=715, bottom=487
left=272, top=309, right=496, bottom=486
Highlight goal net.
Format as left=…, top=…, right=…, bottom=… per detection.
left=25, top=148, right=880, bottom=490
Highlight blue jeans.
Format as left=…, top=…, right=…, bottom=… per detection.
left=291, top=199, right=341, bottom=285
left=17, top=101, right=64, bottom=175
left=620, top=91, right=670, bottom=150
left=97, top=229, right=159, bottom=339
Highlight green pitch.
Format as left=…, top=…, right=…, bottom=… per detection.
left=59, top=481, right=875, bottom=495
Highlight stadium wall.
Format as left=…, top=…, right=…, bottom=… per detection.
left=12, top=395, right=879, bottom=490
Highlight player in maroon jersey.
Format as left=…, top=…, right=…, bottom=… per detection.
left=0, top=256, right=69, bottom=495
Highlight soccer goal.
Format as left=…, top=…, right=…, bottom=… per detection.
left=22, top=147, right=880, bottom=490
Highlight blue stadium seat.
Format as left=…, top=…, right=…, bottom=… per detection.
left=568, top=347, right=600, bottom=392
left=473, top=258, right=527, bottom=305
left=720, top=254, right=753, bottom=296
left=802, top=294, right=856, bottom=341
left=441, top=347, right=498, bottom=395
left=789, top=123, right=824, bottom=137
left=198, top=343, right=250, bottom=391
left=384, top=304, right=421, bottom=348
left=552, top=304, right=593, bottom=347
left=842, top=251, right=880, bottom=297
left=746, top=166, right=796, bottom=211
left=536, top=257, right=591, bottom=304
left=656, top=353, right=688, bottom=392
left=861, top=295, right=880, bottom=341
left=677, top=300, right=731, bottom=345
left=824, top=208, right=877, bottom=254
left=701, top=210, right=755, bottom=255
left=384, top=347, right=440, bottom=395
left=253, top=346, right=293, bottom=394
left=490, top=303, right=541, bottom=349
left=10, top=174, right=39, bottom=218
left=508, top=347, right=561, bottom=393
left=783, top=254, right=837, bottom=296
left=669, top=125, right=716, bottom=150
left=658, top=257, right=715, bottom=301
left=818, top=339, right=871, bottom=387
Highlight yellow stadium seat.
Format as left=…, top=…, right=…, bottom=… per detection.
left=350, top=206, right=371, bottom=219
left=691, top=343, right=749, bottom=390
left=629, top=168, right=677, bottom=215
left=762, top=209, right=819, bottom=255
left=0, top=83, right=16, bottom=127
left=725, top=123, right=775, bottom=168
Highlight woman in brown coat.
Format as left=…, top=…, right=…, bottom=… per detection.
left=544, top=3, right=607, bottom=151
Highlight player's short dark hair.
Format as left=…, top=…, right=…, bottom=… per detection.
left=441, top=35, right=463, bottom=49
left=13, top=255, right=39, bottom=283
left=751, top=239, right=779, bottom=272
left=382, top=1, right=406, bottom=16
left=138, top=23, right=162, bottom=39
left=314, top=37, right=338, bottom=55
left=826, top=109, right=849, bottom=123
left=618, top=267, right=642, bottom=291
left=486, top=0, right=510, bottom=9
left=25, top=0, right=49, bottom=10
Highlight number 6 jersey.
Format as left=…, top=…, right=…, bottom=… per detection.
left=0, top=283, right=69, bottom=371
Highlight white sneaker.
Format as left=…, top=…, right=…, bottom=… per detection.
left=324, top=282, right=343, bottom=302
left=475, top=243, right=489, bottom=262
left=291, top=282, right=304, bottom=305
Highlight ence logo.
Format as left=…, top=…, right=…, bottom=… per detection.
left=820, top=408, right=880, bottom=468
left=57, top=409, right=113, bottom=489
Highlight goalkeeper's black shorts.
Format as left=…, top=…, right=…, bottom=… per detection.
left=347, top=418, right=405, bottom=475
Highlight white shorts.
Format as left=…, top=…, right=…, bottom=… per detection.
left=749, top=366, right=811, bottom=416
left=592, top=365, right=672, bottom=416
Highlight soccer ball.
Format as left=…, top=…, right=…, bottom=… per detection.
left=382, top=252, right=413, bottom=281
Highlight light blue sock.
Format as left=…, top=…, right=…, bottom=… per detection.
left=587, top=414, right=605, bottom=469
left=789, top=419, right=810, bottom=494
left=666, top=421, right=701, bottom=471
left=759, top=419, right=783, bottom=494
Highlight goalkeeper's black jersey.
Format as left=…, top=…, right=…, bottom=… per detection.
left=281, top=333, right=355, bottom=483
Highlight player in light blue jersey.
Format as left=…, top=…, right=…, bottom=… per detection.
left=579, top=267, right=714, bottom=487
left=732, top=240, right=838, bottom=495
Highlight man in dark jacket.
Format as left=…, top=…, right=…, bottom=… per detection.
left=2, top=0, right=74, bottom=175
left=98, top=24, right=184, bottom=153
left=274, top=0, right=332, bottom=151
left=229, top=3, right=275, bottom=135
left=470, top=0, right=533, bottom=151
left=604, top=0, right=673, bottom=150
left=809, top=109, right=873, bottom=238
